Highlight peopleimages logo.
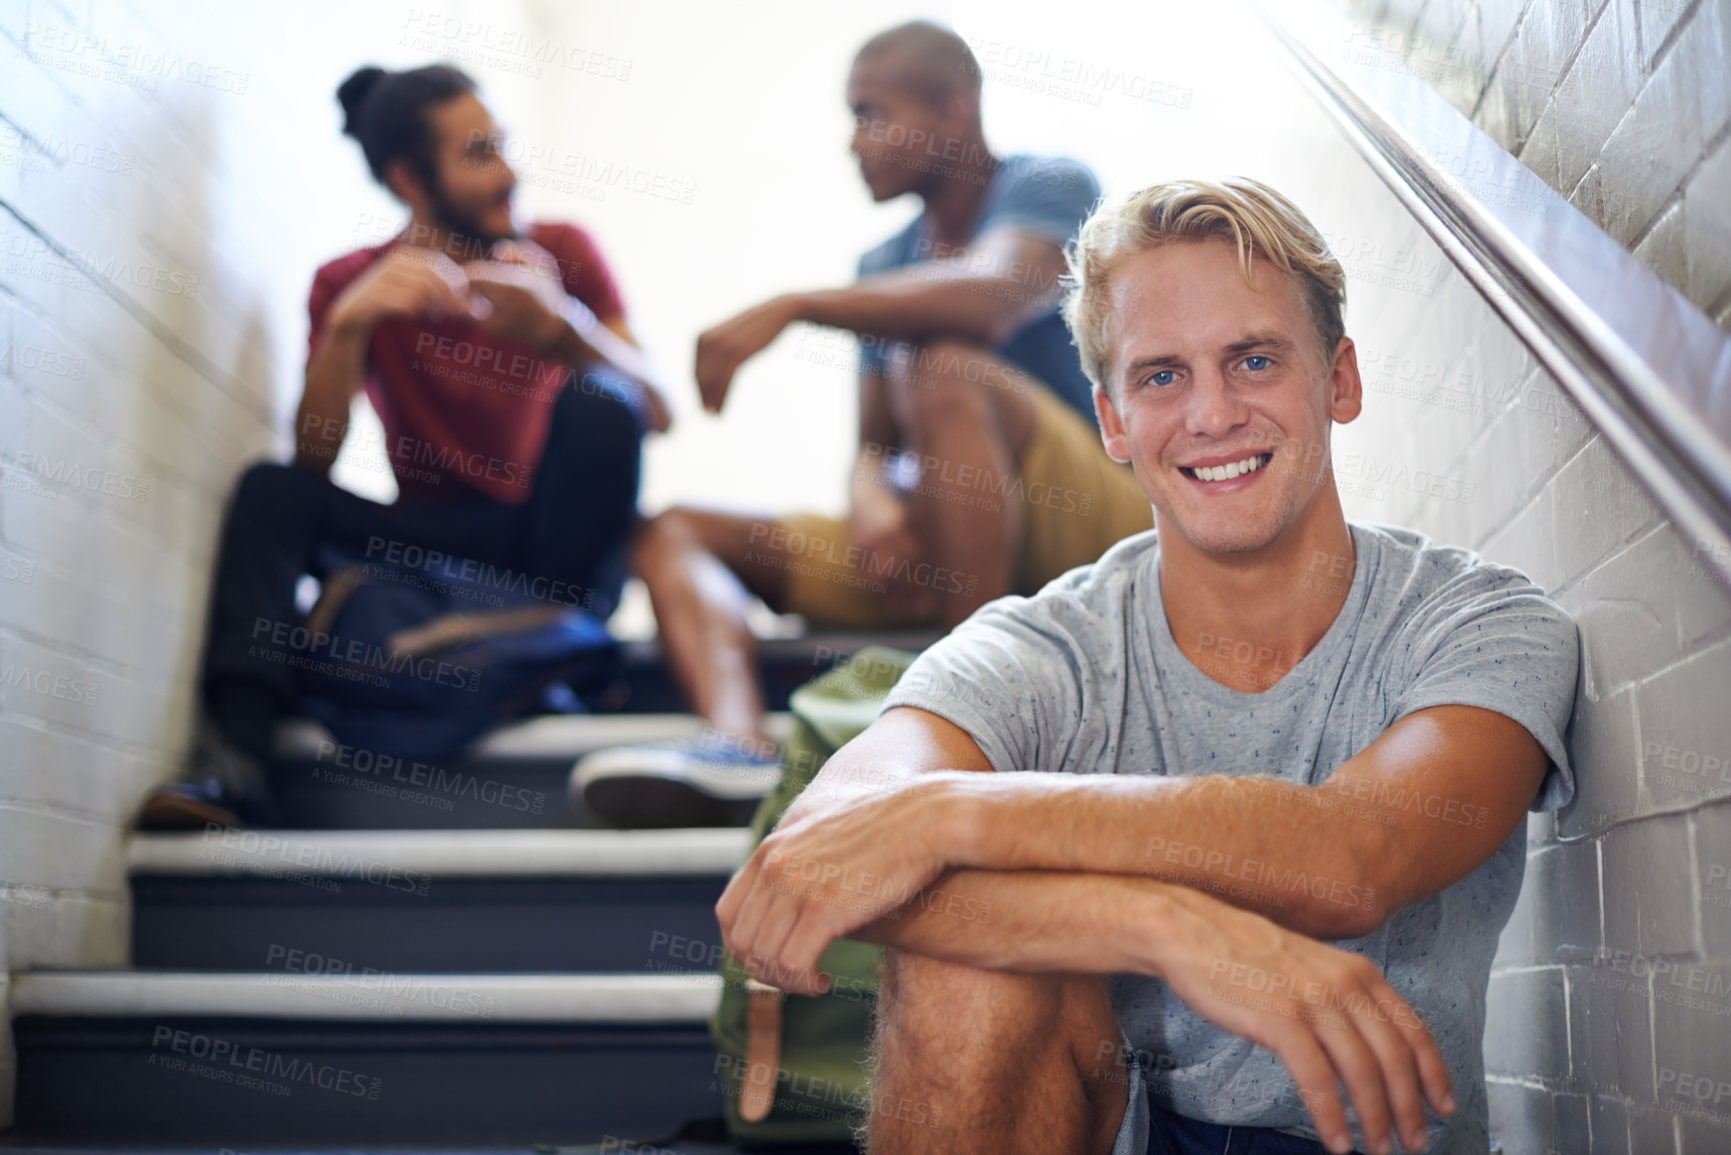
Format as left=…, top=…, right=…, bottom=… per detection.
left=0, top=230, right=199, bottom=297
left=0, top=444, right=149, bottom=502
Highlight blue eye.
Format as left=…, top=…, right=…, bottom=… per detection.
left=1243, top=355, right=1270, bottom=371
left=1149, top=369, right=1175, bottom=386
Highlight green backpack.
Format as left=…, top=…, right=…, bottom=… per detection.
left=708, top=645, right=919, bottom=1145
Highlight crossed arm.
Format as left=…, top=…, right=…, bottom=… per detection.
left=716, top=702, right=1546, bottom=1153
left=720, top=701, right=1546, bottom=972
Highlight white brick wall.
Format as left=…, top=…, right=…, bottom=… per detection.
left=1333, top=2, right=1731, bottom=1150
left=0, top=0, right=534, bottom=1129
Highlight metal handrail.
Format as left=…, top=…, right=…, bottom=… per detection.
left=1255, top=0, right=1731, bottom=590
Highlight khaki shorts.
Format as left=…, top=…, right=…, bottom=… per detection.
left=776, top=383, right=1153, bottom=629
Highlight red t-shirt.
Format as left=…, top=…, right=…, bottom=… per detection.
left=306, top=221, right=625, bottom=505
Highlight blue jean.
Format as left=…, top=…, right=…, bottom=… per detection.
left=1111, top=1042, right=1351, bottom=1155
left=199, top=364, right=644, bottom=749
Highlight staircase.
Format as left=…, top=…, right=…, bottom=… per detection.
left=8, top=633, right=935, bottom=1149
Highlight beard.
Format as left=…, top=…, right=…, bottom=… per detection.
left=424, top=169, right=517, bottom=256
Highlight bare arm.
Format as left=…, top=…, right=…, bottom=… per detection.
left=464, top=241, right=673, bottom=433
left=796, top=225, right=1066, bottom=348
left=939, top=704, right=1548, bottom=938
left=740, top=698, right=1546, bottom=954
left=294, top=320, right=371, bottom=472
left=693, top=226, right=1067, bottom=413
left=717, top=709, right=1456, bottom=1155
left=293, top=247, right=474, bottom=472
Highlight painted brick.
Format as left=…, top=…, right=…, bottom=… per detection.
left=0, top=805, right=122, bottom=894
left=1554, top=1090, right=1592, bottom=1152
left=1475, top=50, right=1524, bottom=153
left=1636, top=0, right=1695, bottom=67
left=1628, top=1107, right=1680, bottom=1155
left=1547, top=435, right=1664, bottom=585
left=1543, top=0, right=1643, bottom=196
left=1659, top=524, right=1729, bottom=649
left=1568, top=961, right=1656, bottom=1102
left=1532, top=837, right=1603, bottom=960
left=1466, top=366, right=1593, bottom=550
left=1598, top=3, right=1728, bottom=246
left=1634, top=640, right=1731, bottom=813
left=1633, top=202, right=1689, bottom=297
left=1557, top=683, right=1641, bottom=837
left=1482, top=485, right=1560, bottom=590
left=1486, top=965, right=1571, bottom=1078
left=1650, top=958, right=1731, bottom=1125
left=1417, top=0, right=1474, bottom=50
left=1477, top=0, right=1532, bottom=72
left=1532, top=806, right=1560, bottom=849
left=1601, top=812, right=1699, bottom=960
left=1487, top=1076, right=1561, bottom=1153
left=1677, top=1112, right=1731, bottom=1154
left=1682, top=137, right=1731, bottom=316
left=1589, top=1092, right=1633, bottom=1154
left=54, top=892, right=125, bottom=968
left=1502, top=0, right=1593, bottom=149
left=1497, top=865, right=1539, bottom=965
left=1693, top=802, right=1731, bottom=959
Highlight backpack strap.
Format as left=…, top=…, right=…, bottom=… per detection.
left=740, top=979, right=785, bottom=1122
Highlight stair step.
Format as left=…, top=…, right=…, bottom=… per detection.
left=132, top=830, right=747, bottom=973
left=14, top=970, right=722, bottom=1021
left=13, top=972, right=725, bottom=1144
left=609, top=631, right=939, bottom=714
left=265, top=713, right=793, bottom=830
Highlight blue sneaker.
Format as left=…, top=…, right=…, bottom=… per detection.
left=571, top=731, right=782, bottom=828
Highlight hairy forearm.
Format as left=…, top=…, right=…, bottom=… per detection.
left=948, top=772, right=1390, bottom=940
left=850, top=866, right=1170, bottom=977
left=793, top=267, right=1049, bottom=349
left=295, top=324, right=370, bottom=471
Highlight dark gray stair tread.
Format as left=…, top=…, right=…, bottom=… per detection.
left=132, top=874, right=730, bottom=973
left=12, top=972, right=729, bottom=1144
left=129, top=830, right=745, bottom=972
left=14, top=1015, right=720, bottom=1145
left=265, top=715, right=787, bottom=830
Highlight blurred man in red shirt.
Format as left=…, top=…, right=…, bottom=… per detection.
left=183, top=63, right=668, bottom=815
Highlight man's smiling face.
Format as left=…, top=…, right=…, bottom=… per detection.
left=1092, top=238, right=1361, bottom=558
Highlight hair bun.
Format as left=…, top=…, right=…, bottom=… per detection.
left=337, top=66, right=388, bottom=137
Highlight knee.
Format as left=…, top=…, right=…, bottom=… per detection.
left=230, top=461, right=317, bottom=514
left=567, top=366, right=651, bottom=443
left=886, top=339, right=1000, bottom=422
left=629, top=506, right=712, bottom=571
left=877, top=948, right=1062, bottom=1050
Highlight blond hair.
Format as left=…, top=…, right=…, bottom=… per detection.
left=1061, top=177, right=1346, bottom=397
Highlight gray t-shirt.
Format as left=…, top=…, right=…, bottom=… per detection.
left=880, top=519, right=1579, bottom=1153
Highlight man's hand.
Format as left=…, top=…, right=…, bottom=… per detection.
left=694, top=294, right=803, bottom=413
left=461, top=237, right=571, bottom=354
left=1149, top=887, right=1455, bottom=1155
left=715, top=773, right=960, bottom=995
left=327, top=245, right=482, bottom=335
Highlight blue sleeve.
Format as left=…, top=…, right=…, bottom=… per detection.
left=1386, top=565, right=1582, bottom=811
left=980, top=156, right=1102, bottom=248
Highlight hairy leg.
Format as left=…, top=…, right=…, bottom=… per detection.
left=863, top=947, right=1131, bottom=1155
left=629, top=508, right=793, bottom=750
